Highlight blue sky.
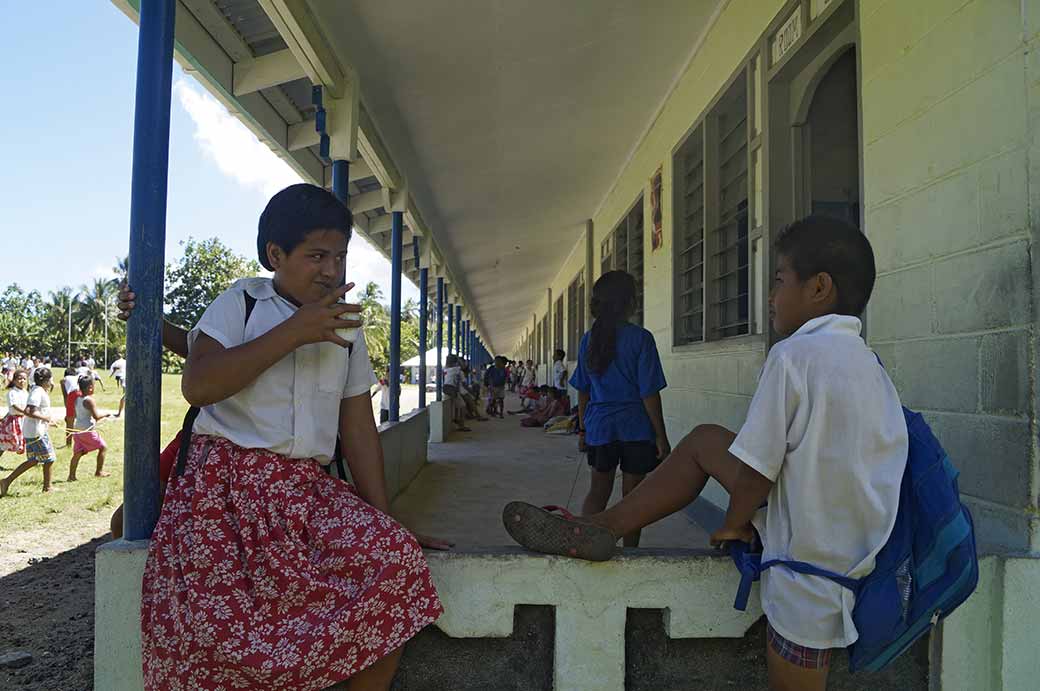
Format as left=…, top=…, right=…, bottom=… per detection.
left=0, top=2, right=414, bottom=303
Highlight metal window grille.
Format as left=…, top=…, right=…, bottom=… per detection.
left=541, top=316, right=549, bottom=366
left=605, top=197, right=644, bottom=326
left=567, top=271, right=585, bottom=358
left=675, top=124, right=705, bottom=344
left=554, top=295, right=564, bottom=352
left=600, top=235, right=614, bottom=277
left=710, top=74, right=749, bottom=339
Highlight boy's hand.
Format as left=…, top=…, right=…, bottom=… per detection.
left=710, top=523, right=756, bottom=548
left=656, top=437, right=671, bottom=461
left=411, top=531, right=454, bottom=550
left=286, top=283, right=362, bottom=348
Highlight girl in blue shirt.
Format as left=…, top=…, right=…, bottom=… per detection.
left=570, top=270, right=670, bottom=546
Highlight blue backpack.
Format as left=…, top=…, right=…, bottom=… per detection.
left=729, top=406, right=979, bottom=672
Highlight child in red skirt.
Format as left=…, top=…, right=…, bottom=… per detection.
left=0, top=369, right=29, bottom=463
left=67, top=376, right=111, bottom=481
left=141, top=184, right=447, bottom=691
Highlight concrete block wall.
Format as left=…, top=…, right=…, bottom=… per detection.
left=860, top=0, right=1038, bottom=551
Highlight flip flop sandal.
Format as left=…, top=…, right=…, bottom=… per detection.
left=502, top=502, right=617, bottom=562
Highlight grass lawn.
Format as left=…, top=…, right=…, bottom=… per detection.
left=0, top=371, right=189, bottom=536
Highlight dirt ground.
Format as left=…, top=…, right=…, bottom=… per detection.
left=0, top=515, right=110, bottom=690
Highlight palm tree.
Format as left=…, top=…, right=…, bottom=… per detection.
left=76, top=278, right=119, bottom=341
left=113, top=256, right=129, bottom=283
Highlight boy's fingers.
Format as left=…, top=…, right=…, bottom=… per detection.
left=324, top=333, right=352, bottom=349
left=326, top=317, right=362, bottom=330
left=329, top=302, right=362, bottom=316
left=321, top=283, right=353, bottom=305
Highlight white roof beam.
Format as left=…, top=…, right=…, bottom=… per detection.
left=257, top=0, right=350, bottom=98
left=349, top=190, right=384, bottom=214
left=232, top=49, right=306, bottom=96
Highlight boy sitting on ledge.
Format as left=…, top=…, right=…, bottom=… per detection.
left=504, top=216, right=909, bottom=691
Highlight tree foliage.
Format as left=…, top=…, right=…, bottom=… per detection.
left=166, top=237, right=263, bottom=329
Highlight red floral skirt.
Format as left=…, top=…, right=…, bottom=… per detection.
left=0, top=414, right=24, bottom=454
left=141, top=435, right=443, bottom=690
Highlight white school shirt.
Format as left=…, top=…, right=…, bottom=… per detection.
left=22, top=385, right=51, bottom=439
left=552, top=361, right=567, bottom=389
left=62, top=375, right=79, bottom=396
left=523, top=367, right=537, bottom=387
left=6, top=388, right=28, bottom=415
left=379, top=383, right=390, bottom=411
left=110, top=358, right=126, bottom=378
left=728, top=314, right=908, bottom=649
left=188, top=277, right=377, bottom=464
left=85, top=357, right=96, bottom=369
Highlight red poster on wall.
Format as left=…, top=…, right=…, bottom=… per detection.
left=650, top=165, right=663, bottom=252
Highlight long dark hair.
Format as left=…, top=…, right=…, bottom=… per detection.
left=586, top=270, right=636, bottom=373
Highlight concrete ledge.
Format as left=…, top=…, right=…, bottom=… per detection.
left=424, top=547, right=762, bottom=690
left=95, top=545, right=1040, bottom=691
left=427, top=399, right=453, bottom=443
left=337, top=407, right=430, bottom=502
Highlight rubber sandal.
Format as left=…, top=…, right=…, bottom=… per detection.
left=502, top=502, right=617, bottom=562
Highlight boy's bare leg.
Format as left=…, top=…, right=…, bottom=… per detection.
left=620, top=473, right=647, bottom=547
left=68, top=451, right=83, bottom=481
left=1, top=460, right=38, bottom=496
left=343, top=645, right=404, bottom=690
left=590, top=424, right=742, bottom=538
left=65, top=417, right=74, bottom=447
left=581, top=468, right=615, bottom=517
left=110, top=504, right=124, bottom=539
left=42, top=462, right=53, bottom=492
left=766, top=640, right=829, bottom=691
left=95, top=448, right=110, bottom=477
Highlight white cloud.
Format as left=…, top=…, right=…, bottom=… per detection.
left=173, top=76, right=418, bottom=303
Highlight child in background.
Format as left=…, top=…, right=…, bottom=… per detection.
left=484, top=356, right=508, bottom=418
left=141, top=184, right=445, bottom=690
left=443, top=354, right=471, bottom=432
left=578, top=270, right=670, bottom=546
left=0, top=369, right=29, bottom=464
left=0, top=367, right=59, bottom=495
left=109, top=353, right=127, bottom=390
left=505, top=217, right=907, bottom=690
left=67, top=375, right=111, bottom=481
left=552, top=348, right=568, bottom=395
left=61, top=367, right=81, bottom=447
left=376, top=377, right=391, bottom=424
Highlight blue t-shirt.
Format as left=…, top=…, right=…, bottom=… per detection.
left=484, top=365, right=507, bottom=387
left=569, top=322, right=667, bottom=446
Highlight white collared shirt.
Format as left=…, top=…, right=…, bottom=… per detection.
left=188, top=277, right=377, bottom=464
left=729, top=314, right=908, bottom=649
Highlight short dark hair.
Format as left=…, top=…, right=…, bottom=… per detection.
left=33, top=367, right=52, bottom=386
left=775, top=215, right=876, bottom=317
left=78, top=374, right=94, bottom=393
left=257, top=184, right=352, bottom=271
left=553, top=349, right=566, bottom=361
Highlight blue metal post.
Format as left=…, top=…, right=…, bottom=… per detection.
left=124, top=0, right=176, bottom=542
left=463, top=321, right=469, bottom=362
left=418, top=253, right=428, bottom=409
left=436, top=278, right=444, bottom=401
left=331, top=160, right=349, bottom=204
left=389, top=211, right=403, bottom=422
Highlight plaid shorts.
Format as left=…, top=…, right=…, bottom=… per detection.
left=767, top=622, right=832, bottom=670
left=25, top=434, right=56, bottom=465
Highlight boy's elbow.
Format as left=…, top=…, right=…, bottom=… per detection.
left=181, top=375, right=213, bottom=407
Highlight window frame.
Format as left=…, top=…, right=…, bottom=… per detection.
left=553, top=294, right=565, bottom=353
left=566, top=270, right=585, bottom=359
left=601, top=195, right=646, bottom=326
left=670, top=40, right=767, bottom=351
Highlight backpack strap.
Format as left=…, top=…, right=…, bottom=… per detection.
left=729, top=541, right=861, bottom=611
left=175, top=290, right=258, bottom=478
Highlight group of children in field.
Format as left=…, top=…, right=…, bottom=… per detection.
left=0, top=362, right=114, bottom=496
left=51, top=174, right=916, bottom=691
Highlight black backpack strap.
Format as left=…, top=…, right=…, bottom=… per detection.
left=175, top=290, right=257, bottom=478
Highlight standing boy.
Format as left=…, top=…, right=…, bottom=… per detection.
left=552, top=349, right=568, bottom=395
left=504, top=216, right=908, bottom=691
left=68, top=375, right=111, bottom=481
left=484, top=356, right=508, bottom=418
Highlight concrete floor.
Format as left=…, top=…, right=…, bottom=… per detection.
left=392, top=392, right=709, bottom=549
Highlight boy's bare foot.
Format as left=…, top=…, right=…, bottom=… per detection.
left=0, top=479, right=8, bottom=497
left=67, top=476, right=78, bottom=482
left=95, top=471, right=111, bottom=478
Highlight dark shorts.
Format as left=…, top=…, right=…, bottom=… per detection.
left=586, top=440, right=659, bottom=475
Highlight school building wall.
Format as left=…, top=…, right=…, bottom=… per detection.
left=522, top=0, right=1039, bottom=553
